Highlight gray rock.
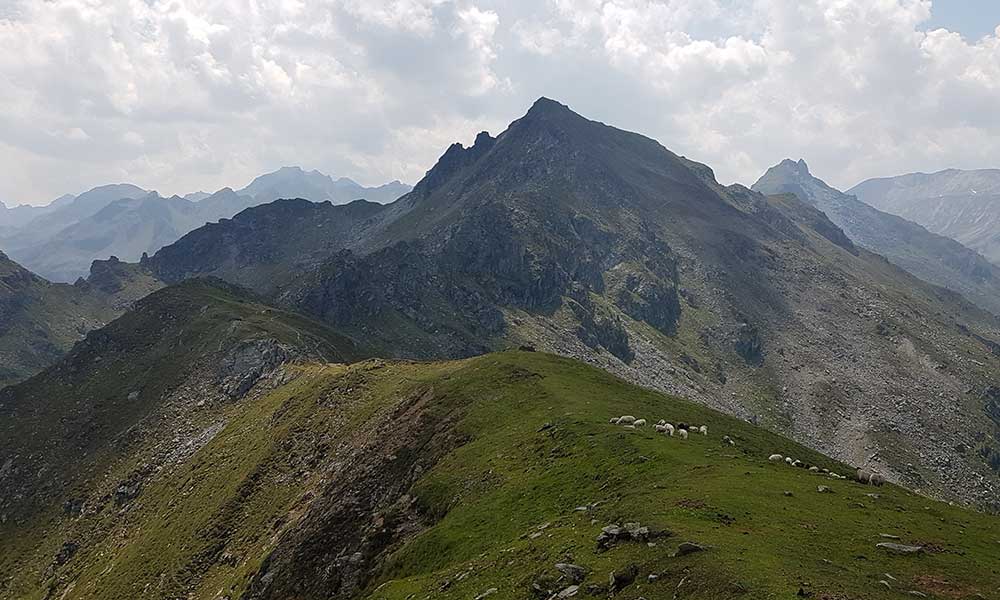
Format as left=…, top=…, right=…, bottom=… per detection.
left=554, top=563, right=587, bottom=584
left=674, top=541, right=706, bottom=556
left=596, top=522, right=667, bottom=551
left=608, top=564, right=638, bottom=593
left=876, top=542, right=924, bottom=554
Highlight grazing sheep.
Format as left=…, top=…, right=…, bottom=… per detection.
left=678, top=429, right=689, bottom=440
left=664, top=423, right=675, bottom=436
left=698, top=425, right=708, bottom=435
left=808, top=466, right=820, bottom=472
left=785, top=457, right=793, bottom=465
left=768, top=454, right=784, bottom=462
left=657, top=419, right=666, bottom=426
left=654, top=424, right=665, bottom=432
left=856, top=469, right=885, bottom=487
left=677, top=422, right=689, bottom=430
left=634, top=419, right=647, bottom=427
left=619, top=415, right=637, bottom=425
left=792, top=460, right=803, bottom=468
left=610, top=417, right=621, bottom=424
left=722, top=435, right=735, bottom=446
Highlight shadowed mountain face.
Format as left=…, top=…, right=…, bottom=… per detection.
left=139, top=98, right=1000, bottom=507
left=753, top=159, right=1000, bottom=315
left=850, top=169, right=1000, bottom=266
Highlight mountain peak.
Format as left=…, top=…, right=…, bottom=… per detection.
left=526, top=96, right=575, bottom=118
left=776, top=158, right=811, bottom=175
left=411, top=130, right=496, bottom=197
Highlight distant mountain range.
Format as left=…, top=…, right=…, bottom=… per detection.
left=0, top=168, right=411, bottom=281
left=753, top=159, right=1000, bottom=315
left=850, top=169, right=1000, bottom=266
left=237, top=166, right=411, bottom=205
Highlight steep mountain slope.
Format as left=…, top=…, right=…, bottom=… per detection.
left=137, top=98, right=1000, bottom=508
left=753, top=159, right=1000, bottom=314
left=0, top=278, right=367, bottom=599
left=238, top=166, right=412, bottom=205
left=0, top=252, right=159, bottom=389
left=1, top=350, right=997, bottom=600
left=850, top=169, right=1000, bottom=265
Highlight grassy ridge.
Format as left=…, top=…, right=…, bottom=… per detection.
left=5, top=350, right=996, bottom=599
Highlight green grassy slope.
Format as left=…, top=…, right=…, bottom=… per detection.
left=4, top=351, right=995, bottom=599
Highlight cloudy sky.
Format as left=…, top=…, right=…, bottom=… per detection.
left=1, top=0, right=999, bottom=205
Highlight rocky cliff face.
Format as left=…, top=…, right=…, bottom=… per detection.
left=138, top=98, right=1000, bottom=508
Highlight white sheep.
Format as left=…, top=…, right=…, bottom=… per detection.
left=654, top=424, right=666, bottom=433
left=664, top=423, right=675, bottom=436
left=634, top=419, right=647, bottom=427
left=657, top=419, right=666, bottom=426
left=768, top=454, right=784, bottom=462
left=785, top=457, right=794, bottom=465
left=678, top=428, right=689, bottom=440
left=698, top=425, right=708, bottom=436
left=610, top=417, right=621, bottom=424
left=618, top=415, right=637, bottom=425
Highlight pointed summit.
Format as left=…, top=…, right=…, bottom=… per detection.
left=753, top=158, right=828, bottom=205
left=525, top=96, right=575, bottom=117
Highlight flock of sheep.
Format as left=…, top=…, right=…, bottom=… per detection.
left=607, top=414, right=885, bottom=487
left=609, top=415, right=708, bottom=441
left=767, top=453, right=885, bottom=486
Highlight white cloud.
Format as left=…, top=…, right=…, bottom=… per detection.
left=0, top=0, right=999, bottom=203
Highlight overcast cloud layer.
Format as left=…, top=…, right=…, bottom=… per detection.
left=1, top=0, right=999, bottom=205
